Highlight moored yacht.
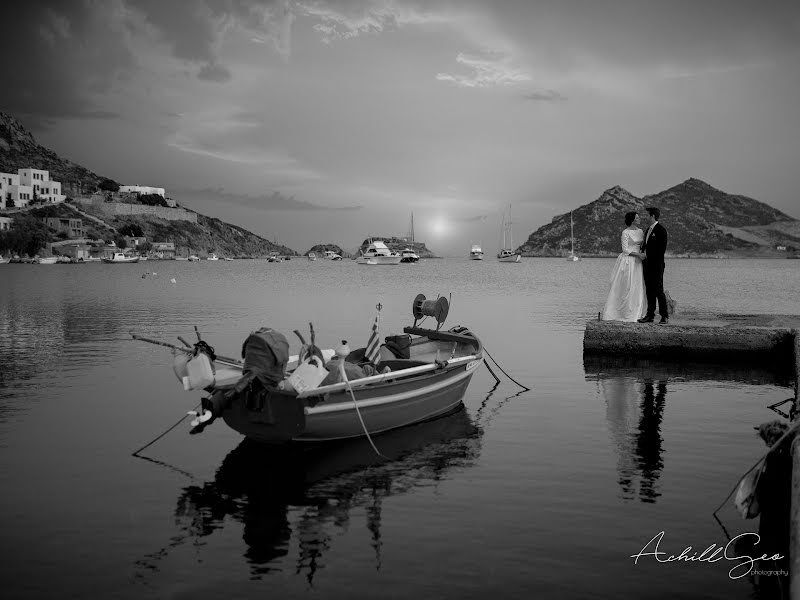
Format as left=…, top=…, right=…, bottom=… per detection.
left=356, top=240, right=402, bottom=265
left=469, top=244, right=484, bottom=260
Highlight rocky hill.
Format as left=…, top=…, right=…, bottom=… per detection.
left=0, top=112, right=292, bottom=257
left=518, top=179, right=799, bottom=257
left=0, top=112, right=105, bottom=192
left=358, top=237, right=438, bottom=258
left=306, top=243, right=348, bottom=258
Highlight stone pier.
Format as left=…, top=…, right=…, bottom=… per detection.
left=584, top=312, right=800, bottom=596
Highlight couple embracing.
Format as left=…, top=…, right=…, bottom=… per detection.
left=602, top=207, right=669, bottom=324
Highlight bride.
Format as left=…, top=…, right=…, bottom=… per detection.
left=602, top=211, right=646, bottom=322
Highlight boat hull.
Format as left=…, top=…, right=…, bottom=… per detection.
left=101, top=257, right=140, bottom=263
left=356, top=256, right=402, bottom=265
left=498, top=253, right=521, bottom=263
left=220, top=357, right=482, bottom=443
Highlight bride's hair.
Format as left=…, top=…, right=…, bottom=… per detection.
left=624, top=211, right=637, bottom=226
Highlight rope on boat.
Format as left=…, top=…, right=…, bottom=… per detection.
left=483, top=358, right=501, bottom=384
left=340, top=360, right=388, bottom=459
left=483, top=347, right=531, bottom=391
left=131, top=401, right=201, bottom=457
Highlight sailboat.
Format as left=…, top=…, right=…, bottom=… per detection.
left=567, top=211, right=580, bottom=261
left=400, top=213, right=420, bottom=263
left=497, top=205, right=521, bottom=263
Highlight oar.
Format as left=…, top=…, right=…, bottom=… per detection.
left=131, top=334, right=244, bottom=367
left=295, top=354, right=480, bottom=398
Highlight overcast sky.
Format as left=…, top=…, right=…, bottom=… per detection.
left=1, top=0, right=798, bottom=255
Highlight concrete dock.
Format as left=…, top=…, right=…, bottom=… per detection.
left=584, top=312, right=800, bottom=367
left=585, top=312, right=800, bottom=597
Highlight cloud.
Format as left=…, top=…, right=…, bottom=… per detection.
left=0, top=1, right=134, bottom=122
left=297, top=0, right=449, bottom=43
left=197, top=62, right=232, bottom=82
left=522, top=90, right=567, bottom=102
left=181, top=187, right=361, bottom=211
left=436, top=50, right=531, bottom=88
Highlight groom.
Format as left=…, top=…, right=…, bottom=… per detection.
left=638, top=207, right=669, bottom=324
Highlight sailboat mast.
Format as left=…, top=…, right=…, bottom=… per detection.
left=570, top=211, right=574, bottom=254
left=508, top=205, right=513, bottom=249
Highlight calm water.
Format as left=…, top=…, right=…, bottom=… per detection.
left=1, top=258, right=798, bottom=599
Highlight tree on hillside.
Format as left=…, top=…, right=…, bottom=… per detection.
left=118, top=223, right=144, bottom=237
left=99, top=178, right=120, bottom=192
left=138, top=193, right=167, bottom=207
left=113, top=235, right=128, bottom=249
left=0, top=213, right=50, bottom=256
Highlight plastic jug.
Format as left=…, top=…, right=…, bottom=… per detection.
left=173, top=352, right=190, bottom=382
left=184, top=352, right=215, bottom=391
left=287, top=356, right=329, bottom=393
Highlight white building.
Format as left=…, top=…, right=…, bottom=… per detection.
left=19, top=168, right=65, bottom=203
left=0, top=215, right=12, bottom=230
left=120, top=185, right=166, bottom=197
left=1, top=168, right=65, bottom=208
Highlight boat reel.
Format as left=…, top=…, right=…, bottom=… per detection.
left=412, top=294, right=449, bottom=330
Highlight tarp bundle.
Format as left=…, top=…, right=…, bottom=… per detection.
left=233, top=327, right=290, bottom=398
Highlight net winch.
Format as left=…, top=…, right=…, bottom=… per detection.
left=412, top=294, right=449, bottom=330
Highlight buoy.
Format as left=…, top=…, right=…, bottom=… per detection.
left=335, top=340, right=351, bottom=358
left=170, top=277, right=177, bottom=284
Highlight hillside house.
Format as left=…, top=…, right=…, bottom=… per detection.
left=41, top=216, right=85, bottom=238
left=1, top=168, right=65, bottom=208
left=0, top=215, right=12, bottom=231
left=151, top=241, right=176, bottom=259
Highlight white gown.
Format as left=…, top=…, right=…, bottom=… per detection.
left=602, top=228, right=646, bottom=322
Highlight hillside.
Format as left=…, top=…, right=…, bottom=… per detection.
left=0, top=112, right=292, bottom=257
left=0, top=112, right=105, bottom=192
left=518, top=179, right=799, bottom=257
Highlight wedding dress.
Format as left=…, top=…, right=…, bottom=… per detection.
left=602, top=228, right=646, bottom=322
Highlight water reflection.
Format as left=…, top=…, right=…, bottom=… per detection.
left=138, top=406, right=483, bottom=584
left=599, top=374, right=666, bottom=503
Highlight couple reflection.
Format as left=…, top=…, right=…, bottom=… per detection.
left=146, top=404, right=484, bottom=584
left=601, top=375, right=667, bottom=503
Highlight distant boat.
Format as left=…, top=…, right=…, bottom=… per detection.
left=102, top=252, right=140, bottom=264
left=401, top=213, right=420, bottom=262
left=469, top=244, right=484, bottom=260
left=223, top=257, right=234, bottom=261
left=0, top=257, right=9, bottom=264
left=188, top=255, right=200, bottom=262
left=207, top=253, right=219, bottom=261
left=308, top=252, right=317, bottom=261
left=37, top=256, right=59, bottom=265
left=323, top=250, right=343, bottom=261
left=497, top=205, right=521, bottom=263
left=567, top=211, right=580, bottom=261
left=356, top=240, right=402, bottom=265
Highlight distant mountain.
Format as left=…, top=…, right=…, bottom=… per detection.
left=0, top=111, right=291, bottom=257
left=518, top=178, right=799, bottom=257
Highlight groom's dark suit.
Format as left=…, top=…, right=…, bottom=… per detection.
left=641, top=221, right=668, bottom=320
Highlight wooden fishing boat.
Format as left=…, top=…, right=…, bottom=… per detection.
left=135, top=294, right=483, bottom=444
left=102, top=252, right=140, bottom=263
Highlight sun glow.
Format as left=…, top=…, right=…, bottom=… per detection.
left=430, top=217, right=449, bottom=236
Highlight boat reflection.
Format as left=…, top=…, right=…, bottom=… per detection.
left=150, top=405, right=483, bottom=583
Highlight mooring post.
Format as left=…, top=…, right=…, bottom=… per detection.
left=790, top=330, right=800, bottom=598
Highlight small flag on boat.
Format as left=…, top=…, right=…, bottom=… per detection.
left=365, top=314, right=381, bottom=365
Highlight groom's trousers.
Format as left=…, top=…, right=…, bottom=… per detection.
left=643, top=261, right=668, bottom=319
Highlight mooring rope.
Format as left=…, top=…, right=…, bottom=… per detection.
left=131, top=401, right=201, bottom=457
left=340, top=360, right=388, bottom=459
left=483, top=347, right=531, bottom=391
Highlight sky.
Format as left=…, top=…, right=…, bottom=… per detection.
left=1, top=0, right=799, bottom=255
